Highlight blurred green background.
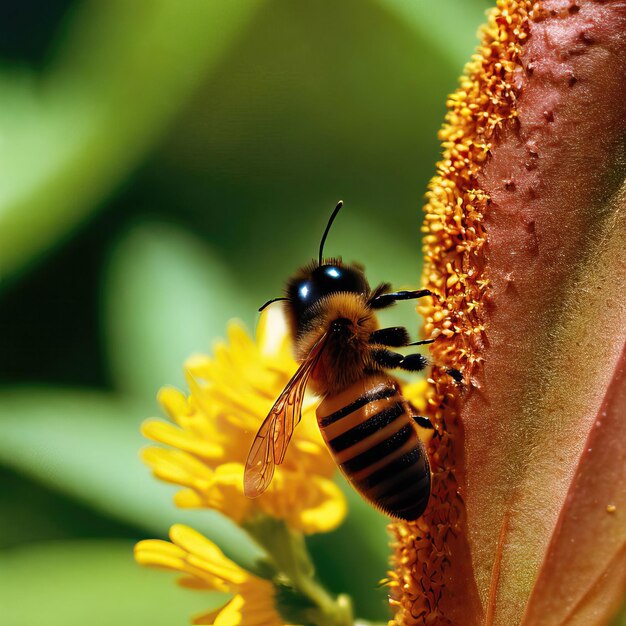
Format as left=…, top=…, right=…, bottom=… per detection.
left=0, top=1, right=548, bottom=624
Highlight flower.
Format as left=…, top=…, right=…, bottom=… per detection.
left=140, top=306, right=347, bottom=534
left=135, top=524, right=290, bottom=626
left=389, top=1, right=528, bottom=622
left=136, top=307, right=355, bottom=625
left=390, top=0, right=626, bottom=624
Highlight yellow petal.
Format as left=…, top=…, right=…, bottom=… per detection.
left=210, top=587, right=284, bottom=626
left=297, top=478, right=348, bottom=534
left=134, top=537, right=230, bottom=592
left=141, top=419, right=222, bottom=459
left=170, top=525, right=248, bottom=586
left=401, top=378, right=429, bottom=413
left=257, top=306, right=290, bottom=358
left=134, top=539, right=187, bottom=570
left=157, top=386, right=189, bottom=420
left=173, top=465, right=253, bottom=524
left=260, top=472, right=347, bottom=534
left=192, top=604, right=227, bottom=625
left=141, top=447, right=214, bottom=487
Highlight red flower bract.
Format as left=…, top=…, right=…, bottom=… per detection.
left=389, top=1, right=626, bottom=624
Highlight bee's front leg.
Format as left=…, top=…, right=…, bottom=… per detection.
left=368, top=288, right=434, bottom=310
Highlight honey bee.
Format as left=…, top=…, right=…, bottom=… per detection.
left=244, top=201, right=441, bottom=521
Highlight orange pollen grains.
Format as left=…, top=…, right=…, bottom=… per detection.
left=387, top=1, right=531, bottom=624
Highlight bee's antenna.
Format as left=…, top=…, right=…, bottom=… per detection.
left=318, top=200, right=343, bottom=266
left=258, top=297, right=288, bottom=312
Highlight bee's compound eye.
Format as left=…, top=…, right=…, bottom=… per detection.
left=322, top=266, right=342, bottom=279
left=315, top=265, right=368, bottom=294
left=294, top=279, right=318, bottom=309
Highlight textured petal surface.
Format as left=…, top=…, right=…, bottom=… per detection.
left=462, top=1, right=626, bottom=622
left=521, top=348, right=626, bottom=625
left=390, top=1, right=626, bottom=623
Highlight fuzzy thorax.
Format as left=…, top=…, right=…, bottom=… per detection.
left=292, top=293, right=379, bottom=396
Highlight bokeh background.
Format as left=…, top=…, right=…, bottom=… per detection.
left=2, top=1, right=596, bottom=624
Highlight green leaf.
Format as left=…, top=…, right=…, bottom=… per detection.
left=0, top=540, right=227, bottom=625
left=0, top=389, right=264, bottom=571
left=0, top=466, right=136, bottom=548
left=103, top=220, right=253, bottom=397
left=0, top=0, right=262, bottom=281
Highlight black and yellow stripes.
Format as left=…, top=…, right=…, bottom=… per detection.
left=328, top=402, right=404, bottom=452
left=316, top=375, right=431, bottom=522
left=319, top=386, right=397, bottom=427
left=340, top=423, right=413, bottom=473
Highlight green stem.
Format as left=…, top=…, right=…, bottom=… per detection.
left=244, top=516, right=353, bottom=626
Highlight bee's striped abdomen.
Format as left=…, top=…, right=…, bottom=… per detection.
left=317, top=375, right=431, bottom=521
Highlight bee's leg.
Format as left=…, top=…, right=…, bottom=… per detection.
left=371, top=349, right=428, bottom=372
left=370, top=327, right=436, bottom=349
left=408, top=338, right=436, bottom=347
left=447, top=368, right=464, bottom=384
left=396, top=353, right=429, bottom=372
left=413, top=414, right=434, bottom=430
left=369, top=327, right=410, bottom=346
left=368, top=288, right=434, bottom=310
left=373, top=348, right=463, bottom=391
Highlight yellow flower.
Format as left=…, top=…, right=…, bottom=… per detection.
left=137, top=310, right=354, bottom=625
left=141, top=306, right=347, bottom=534
left=135, top=524, right=291, bottom=626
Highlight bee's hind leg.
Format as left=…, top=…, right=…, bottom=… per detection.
left=412, top=414, right=434, bottom=430
left=446, top=368, right=464, bottom=384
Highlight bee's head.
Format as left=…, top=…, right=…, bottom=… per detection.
left=285, top=259, right=369, bottom=325
left=258, top=201, right=369, bottom=332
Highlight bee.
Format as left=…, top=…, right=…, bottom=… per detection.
left=244, top=201, right=442, bottom=521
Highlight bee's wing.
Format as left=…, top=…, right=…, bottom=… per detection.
left=244, top=333, right=328, bottom=498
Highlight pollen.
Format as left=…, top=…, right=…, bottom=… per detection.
left=388, top=1, right=532, bottom=623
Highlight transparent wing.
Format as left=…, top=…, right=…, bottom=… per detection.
left=244, top=333, right=327, bottom=498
